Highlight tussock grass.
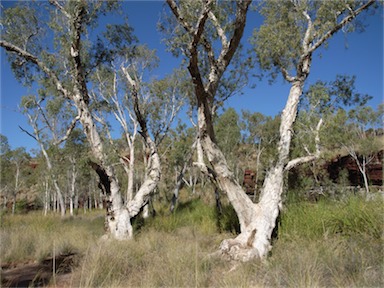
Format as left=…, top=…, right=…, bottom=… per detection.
left=1, top=195, right=383, bottom=287
left=0, top=211, right=104, bottom=264
left=77, top=228, right=229, bottom=287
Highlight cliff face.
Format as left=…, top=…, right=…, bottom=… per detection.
left=327, top=150, right=383, bottom=186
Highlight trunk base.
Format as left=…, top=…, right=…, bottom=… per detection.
left=105, top=208, right=133, bottom=240
left=219, top=238, right=260, bottom=262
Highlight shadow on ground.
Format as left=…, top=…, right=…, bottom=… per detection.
left=1, top=253, right=78, bottom=288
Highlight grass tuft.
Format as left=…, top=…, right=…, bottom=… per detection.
left=1, top=195, right=383, bottom=287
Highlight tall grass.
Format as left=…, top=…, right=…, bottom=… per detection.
left=279, top=196, right=383, bottom=240
left=1, top=195, right=383, bottom=287
left=0, top=211, right=104, bottom=264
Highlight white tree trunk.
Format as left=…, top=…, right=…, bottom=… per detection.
left=216, top=82, right=304, bottom=261
left=73, top=93, right=133, bottom=240
left=44, top=179, right=49, bottom=216
left=69, top=157, right=77, bottom=216
left=127, top=137, right=161, bottom=218
left=350, top=152, right=372, bottom=195
left=127, top=145, right=135, bottom=202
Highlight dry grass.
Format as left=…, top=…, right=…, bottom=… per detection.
left=1, top=196, right=383, bottom=287
left=0, top=211, right=104, bottom=264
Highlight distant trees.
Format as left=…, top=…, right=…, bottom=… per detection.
left=0, top=138, right=30, bottom=214
left=323, top=104, right=383, bottom=194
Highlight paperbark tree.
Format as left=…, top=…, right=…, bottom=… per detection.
left=166, top=0, right=377, bottom=261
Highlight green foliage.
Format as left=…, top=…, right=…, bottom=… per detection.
left=279, top=196, right=383, bottom=241
left=241, top=110, right=280, bottom=165
left=0, top=134, right=11, bottom=155
left=251, top=1, right=374, bottom=80
left=215, top=108, right=241, bottom=156
left=251, top=0, right=302, bottom=76
left=2, top=2, right=43, bottom=85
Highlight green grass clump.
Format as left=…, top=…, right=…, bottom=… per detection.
left=279, top=195, right=383, bottom=240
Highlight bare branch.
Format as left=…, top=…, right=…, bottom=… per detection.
left=48, top=0, right=71, bottom=19
left=121, top=65, right=148, bottom=138
left=280, top=67, right=295, bottom=83
left=70, top=3, right=89, bottom=104
left=207, top=0, right=251, bottom=96
left=208, top=11, right=228, bottom=47
left=166, top=0, right=194, bottom=34
left=190, top=0, right=213, bottom=54
left=19, top=125, right=38, bottom=142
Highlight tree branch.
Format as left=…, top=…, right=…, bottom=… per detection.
left=207, top=0, right=251, bottom=96
left=53, top=114, right=81, bottom=146
left=308, top=0, right=376, bottom=55
left=121, top=65, right=148, bottom=138
left=285, top=118, right=323, bottom=171
left=208, top=10, right=228, bottom=48
left=166, top=0, right=194, bottom=33
left=19, top=125, right=38, bottom=142
left=0, top=40, right=70, bottom=99
left=48, top=0, right=71, bottom=18
left=70, top=2, right=90, bottom=104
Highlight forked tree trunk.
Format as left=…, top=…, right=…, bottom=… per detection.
left=73, top=93, right=132, bottom=239
left=209, top=81, right=304, bottom=261
left=74, top=90, right=161, bottom=239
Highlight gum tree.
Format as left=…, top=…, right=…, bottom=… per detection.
left=0, top=0, right=164, bottom=239
left=245, top=0, right=377, bottom=260
left=165, top=0, right=377, bottom=261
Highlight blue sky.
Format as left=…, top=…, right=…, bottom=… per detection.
left=1, top=1, right=383, bottom=152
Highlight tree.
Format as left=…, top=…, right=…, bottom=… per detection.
left=165, top=0, right=257, bottom=261
left=0, top=136, right=30, bottom=213
left=167, top=123, right=197, bottom=212
left=19, top=96, right=68, bottom=217
left=62, top=129, right=90, bottom=215
left=165, top=0, right=376, bottom=261
left=0, top=135, right=12, bottom=209
left=241, top=0, right=377, bottom=260
left=0, top=0, right=167, bottom=239
left=292, top=75, right=373, bottom=191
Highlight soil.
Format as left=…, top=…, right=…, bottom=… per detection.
left=1, top=253, right=78, bottom=288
